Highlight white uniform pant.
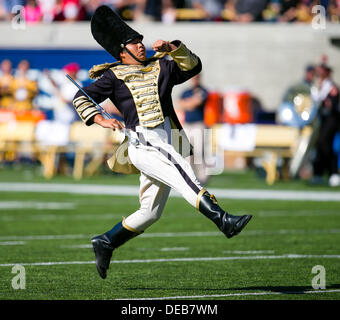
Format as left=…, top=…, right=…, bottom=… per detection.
left=124, top=118, right=203, bottom=232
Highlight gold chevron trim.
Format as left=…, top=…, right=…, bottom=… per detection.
left=196, top=188, right=207, bottom=209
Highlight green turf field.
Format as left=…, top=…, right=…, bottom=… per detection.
left=0, top=166, right=340, bottom=300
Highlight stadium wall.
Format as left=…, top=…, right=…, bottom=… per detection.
left=1, top=22, right=340, bottom=111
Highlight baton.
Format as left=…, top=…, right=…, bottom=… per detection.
left=66, top=74, right=130, bottom=138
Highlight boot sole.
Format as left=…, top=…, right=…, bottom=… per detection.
left=226, top=215, right=252, bottom=239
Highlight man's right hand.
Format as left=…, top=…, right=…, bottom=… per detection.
left=94, top=114, right=124, bottom=130
left=152, top=40, right=177, bottom=52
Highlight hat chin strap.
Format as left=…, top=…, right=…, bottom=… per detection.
left=123, top=46, right=147, bottom=65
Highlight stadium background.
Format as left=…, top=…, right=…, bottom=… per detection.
left=1, top=22, right=340, bottom=110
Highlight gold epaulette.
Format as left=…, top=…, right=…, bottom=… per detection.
left=89, top=61, right=120, bottom=79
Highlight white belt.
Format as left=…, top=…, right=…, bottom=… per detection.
left=129, top=117, right=172, bottom=146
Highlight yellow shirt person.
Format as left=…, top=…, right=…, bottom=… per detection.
left=0, top=59, right=15, bottom=109
left=11, top=60, right=38, bottom=111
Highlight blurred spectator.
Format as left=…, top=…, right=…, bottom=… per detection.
left=82, top=0, right=102, bottom=20
left=0, top=0, right=339, bottom=23
left=48, top=62, right=81, bottom=124
left=329, top=0, right=340, bottom=22
left=35, top=0, right=51, bottom=21
left=131, top=0, right=150, bottom=22
left=224, top=0, right=268, bottom=22
left=172, top=0, right=185, bottom=7
left=0, top=1, right=7, bottom=20
left=310, top=62, right=340, bottom=187
left=24, top=0, right=43, bottom=23
left=37, top=0, right=57, bottom=22
left=295, top=0, right=314, bottom=23
left=2, top=0, right=26, bottom=19
left=262, top=0, right=281, bottom=21
left=53, top=0, right=85, bottom=21
left=143, top=0, right=162, bottom=20
left=11, top=60, right=38, bottom=111
left=161, top=0, right=176, bottom=23
left=117, top=0, right=175, bottom=22
left=191, top=0, right=225, bottom=21
left=303, top=64, right=315, bottom=86
left=99, top=0, right=148, bottom=21
left=278, top=0, right=299, bottom=22
left=0, top=59, right=15, bottom=109
left=177, top=74, right=210, bottom=184
left=282, top=64, right=315, bottom=102
left=262, top=0, right=314, bottom=23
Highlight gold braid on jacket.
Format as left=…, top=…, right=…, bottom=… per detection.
left=88, top=52, right=168, bottom=80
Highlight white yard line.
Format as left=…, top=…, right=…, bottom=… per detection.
left=0, top=183, right=340, bottom=202
left=61, top=245, right=190, bottom=250
left=137, top=247, right=190, bottom=252
left=257, top=210, right=340, bottom=217
left=223, top=250, right=275, bottom=254
left=61, top=244, right=93, bottom=249
left=1, top=254, right=340, bottom=267
left=141, top=231, right=221, bottom=238
left=209, top=188, right=340, bottom=202
left=0, top=231, right=220, bottom=241
left=160, top=247, right=189, bottom=252
left=0, top=201, right=75, bottom=210
left=1, top=228, right=340, bottom=241
left=0, top=183, right=139, bottom=196
left=244, top=229, right=340, bottom=236
left=0, top=241, right=25, bottom=246
left=119, top=289, right=340, bottom=300
left=0, top=234, right=89, bottom=241
left=0, top=213, right=120, bottom=222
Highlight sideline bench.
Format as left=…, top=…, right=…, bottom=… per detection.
left=212, top=124, right=310, bottom=184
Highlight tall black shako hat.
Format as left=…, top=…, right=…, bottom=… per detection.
left=91, top=5, right=144, bottom=62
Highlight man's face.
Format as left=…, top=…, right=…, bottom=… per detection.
left=121, top=37, right=146, bottom=64
left=18, top=60, right=29, bottom=72
left=305, top=69, right=314, bottom=82
left=1, top=60, right=12, bottom=74
left=315, top=66, right=329, bottom=79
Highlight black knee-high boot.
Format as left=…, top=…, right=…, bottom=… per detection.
left=91, top=220, right=141, bottom=279
left=197, top=190, right=252, bottom=239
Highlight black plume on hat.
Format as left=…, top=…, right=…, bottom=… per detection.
left=91, top=5, right=144, bottom=60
